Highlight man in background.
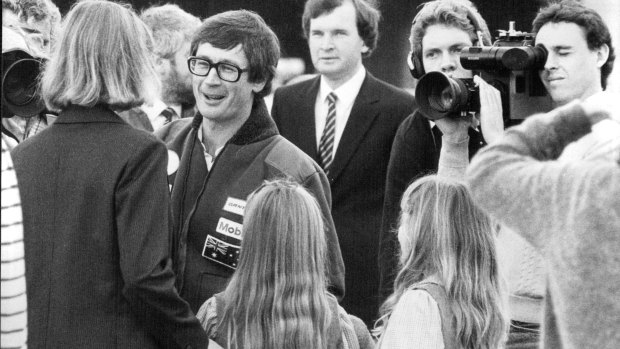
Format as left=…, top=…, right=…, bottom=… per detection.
left=272, top=0, right=416, bottom=325
left=120, top=4, right=201, bottom=132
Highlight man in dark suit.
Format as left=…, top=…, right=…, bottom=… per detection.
left=271, top=0, right=416, bottom=325
left=119, top=4, right=200, bottom=132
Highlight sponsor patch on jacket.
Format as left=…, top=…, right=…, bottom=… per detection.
left=215, top=217, right=243, bottom=240
left=202, top=235, right=240, bottom=270
left=222, top=197, right=245, bottom=216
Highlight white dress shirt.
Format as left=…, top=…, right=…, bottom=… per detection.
left=314, top=66, right=366, bottom=158
left=141, top=98, right=168, bottom=131
left=141, top=100, right=182, bottom=131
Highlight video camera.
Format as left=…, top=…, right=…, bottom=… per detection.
left=2, top=26, right=47, bottom=119
left=415, top=22, right=552, bottom=124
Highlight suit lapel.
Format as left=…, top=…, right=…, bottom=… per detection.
left=328, top=73, right=381, bottom=183
left=293, top=77, right=321, bottom=161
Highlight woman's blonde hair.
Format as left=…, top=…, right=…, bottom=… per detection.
left=377, top=175, right=508, bottom=349
left=41, top=0, right=159, bottom=111
left=220, top=179, right=332, bottom=349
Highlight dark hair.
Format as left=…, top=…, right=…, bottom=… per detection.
left=302, top=0, right=380, bottom=57
left=190, top=10, right=280, bottom=98
left=532, top=0, right=615, bottom=89
left=410, top=0, right=491, bottom=65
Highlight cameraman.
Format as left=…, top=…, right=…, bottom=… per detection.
left=532, top=1, right=617, bottom=164
left=1, top=7, right=56, bottom=149
left=378, top=0, right=545, bottom=347
left=533, top=0, right=614, bottom=108
left=378, top=0, right=502, bottom=299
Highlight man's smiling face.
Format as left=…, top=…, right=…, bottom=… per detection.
left=192, top=42, right=264, bottom=124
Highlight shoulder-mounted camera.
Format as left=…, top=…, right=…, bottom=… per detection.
left=415, top=22, right=552, bottom=124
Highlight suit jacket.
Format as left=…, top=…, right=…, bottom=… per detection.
left=11, top=105, right=208, bottom=349
left=271, top=73, right=416, bottom=325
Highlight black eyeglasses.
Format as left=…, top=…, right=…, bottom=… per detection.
left=187, top=56, right=248, bottom=82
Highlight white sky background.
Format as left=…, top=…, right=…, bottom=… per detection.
left=583, top=0, right=620, bottom=94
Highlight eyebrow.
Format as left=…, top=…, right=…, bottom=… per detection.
left=423, top=43, right=469, bottom=53
left=194, top=56, right=241, bottom=66
left=552, top=45, right=572, bottom=51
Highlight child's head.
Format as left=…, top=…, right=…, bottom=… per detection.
left=222, top=179, right=331, bottom=349
left=235, top=178, right=327, bottom=288
left=379, top=174, right=507, bottom=349
left=397, top=175, right=496, bottom=284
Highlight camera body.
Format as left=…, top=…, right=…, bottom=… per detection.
left=415, top=23, right=553, bottom=123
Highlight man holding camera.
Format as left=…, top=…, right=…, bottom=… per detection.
left=533, top=1, right=614, bottom=109
left=1, top=0, right=58, bottom=149
left=532, top=1, right=616, bottom=165
left=378, top=1, right=548, bottom=347
left=378, top=0, right=503, bottom=301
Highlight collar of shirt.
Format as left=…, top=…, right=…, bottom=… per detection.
left=315, top=66, right=366, bottom=152
left=168, top=103, right=183, bottom=120
left=141, top=98, right=168, bottom=127
left=197, top=126, right=224, bottom=171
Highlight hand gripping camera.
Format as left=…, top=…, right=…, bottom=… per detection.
left=415, top=22, right=552, bottom=124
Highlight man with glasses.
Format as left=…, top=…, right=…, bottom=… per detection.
left=155, top=9, right=345, bottom=313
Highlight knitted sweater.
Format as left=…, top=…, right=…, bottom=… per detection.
left=467, top=102, right=620, bottom=349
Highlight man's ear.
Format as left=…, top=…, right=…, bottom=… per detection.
left=596, top=43, right=610, bottom=69
left=252, top=79, right=267, bottom=94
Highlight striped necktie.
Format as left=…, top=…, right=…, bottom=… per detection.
left=318, top=92, right=337, bottom=174
left=160, top=107, right=178, bottom=124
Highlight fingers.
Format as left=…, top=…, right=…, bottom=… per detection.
left=475, top=75, right=504, bottom=144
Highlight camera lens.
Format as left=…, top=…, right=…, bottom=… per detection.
left=2, top=57, right=45, bottom=118
left=415, top=71, right=477, bottom=120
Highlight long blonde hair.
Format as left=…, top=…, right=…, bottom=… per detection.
left=41, top=0, right=159, bottom=111
left=377, top=175, right=508, bottom=349
left=220, top=179, right=332, bottom=349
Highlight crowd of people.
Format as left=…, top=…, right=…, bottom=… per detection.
left=1, top=0, right=618, bottom=348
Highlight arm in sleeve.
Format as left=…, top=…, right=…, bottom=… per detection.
left=437, top=135, right=469, bottom=180
left=378, top=114, right=436, bottom=301
left=378, top=290, right=444, bottom=349
left=115, top=138, right=209, bottom=349
left=302, top=169, right=346, bottom=302
left=196, top=297, right=218, bottom=336
left=466, top=102, right=620, bottom=249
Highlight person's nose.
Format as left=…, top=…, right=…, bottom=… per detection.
left=202, top=65, right=222, bottom=85
left=544, top=52, right=558, bottom=71
left=441, top=52, right=458, bottom=74
left=320, top=34, right=335, bottom=51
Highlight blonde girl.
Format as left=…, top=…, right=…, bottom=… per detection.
left=197, top=179, right=373, bottom=349
left=375, top=175, right=509, bottom=349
